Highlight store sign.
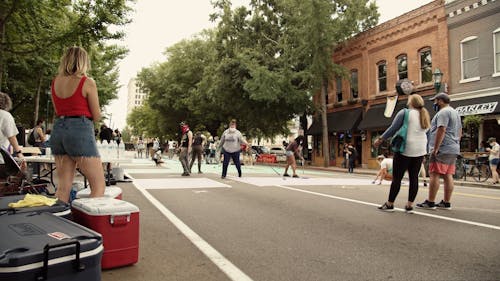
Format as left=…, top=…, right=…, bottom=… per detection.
left=455, top=102, right=498, bottom=116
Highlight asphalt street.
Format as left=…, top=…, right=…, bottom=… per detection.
left=101, top=157, right=500, bottom=281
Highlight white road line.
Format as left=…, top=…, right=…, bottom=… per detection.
left=134, top=182, right=253, bottom=281
left=276, top=185, right=500, bottom=231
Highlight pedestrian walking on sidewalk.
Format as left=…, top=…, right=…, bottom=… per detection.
left=50, top=46, right=105, bottom=203
left=416, top=93, right=462, bottom=210
left=179, top=122, right=193, bottom=176
left=219, top=119, right=247, bottom=179
left=374, top=94, right=430, bottom=213
left=486, top=137, right=499, bottom=185
left=283, top=135, right=305, bottom=178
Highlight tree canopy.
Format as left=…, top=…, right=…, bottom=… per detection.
left=0, top=0, right=133, bottom=128
left=135, top=0, right=378, bottom=148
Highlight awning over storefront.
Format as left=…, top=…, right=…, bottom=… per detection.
left=358, top=99, right=435, bottom=130
left=452, top=95, right=500, bottom=116
left=306, top=108, right=363, bottom=135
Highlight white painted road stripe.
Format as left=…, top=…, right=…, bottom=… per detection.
left=134, top=182, right=253, bottom=281
left=276, top=185, right=500, bottom=231
left=134, top=178, right=231, bottom=189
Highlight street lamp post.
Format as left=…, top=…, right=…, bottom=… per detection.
left=433, top=68, right=443, bottom=93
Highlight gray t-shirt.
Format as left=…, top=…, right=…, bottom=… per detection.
left=220, top=129, right=244, bottom=153
left=428, top=106, right=462, bottom=155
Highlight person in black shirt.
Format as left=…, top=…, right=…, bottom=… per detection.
left=190, top=131, right=205, bottom=173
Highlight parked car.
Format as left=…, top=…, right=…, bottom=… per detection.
left=269, top=146, right=286, bottom=162
left=269, top=146, right=286, bottom=156
left=251, top=145, right=269, bottom=156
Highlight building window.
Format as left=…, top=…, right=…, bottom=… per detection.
left=336, top=76, right=343, bottom=102
left=397, top=54, right=408, bottom=80
left=377, top=61, right=387, bottom=92
left=494, top=28, right=500, bottom=75
left=419, top=48, right=432, bottom=83
left=461, top=36, right=479, bottom=80
left=350, top=70, right=358, bottom=99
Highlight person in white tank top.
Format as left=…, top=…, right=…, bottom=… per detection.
left=374, top=94, right=431, bottom=213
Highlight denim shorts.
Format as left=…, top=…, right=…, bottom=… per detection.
left=491, top=158, right=499, bottom=166
left=50, top=117, right=100, bottom=157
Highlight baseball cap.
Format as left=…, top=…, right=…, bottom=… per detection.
left=429, top=92, right=450, bottom=103
left=488, top=137, right=496, bottom=143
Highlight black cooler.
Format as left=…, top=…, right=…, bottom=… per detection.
left=0, top=195, right=71, bottom=218
left=0, top=212, right=102, bottom=281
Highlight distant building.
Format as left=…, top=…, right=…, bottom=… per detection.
left=126, top=78, right=147, bottom=115
left=445, top=0, right=500, bottom=152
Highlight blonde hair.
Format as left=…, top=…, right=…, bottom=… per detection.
left=407, top=94, right=430, bottom=130
left=58, top=46, right=90, bottom=76
left=0, top=92, right=13, bottom=111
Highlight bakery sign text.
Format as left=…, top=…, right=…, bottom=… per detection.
left=455, top=102, right=498, bottom=116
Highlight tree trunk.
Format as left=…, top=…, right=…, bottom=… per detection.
left=33, top=71, right=43, bottom=126
left=320, top=79, right=329, bottom=167
left=0, top=17, right=5, bottom=89
left=300, top=113, right=309, bottom=160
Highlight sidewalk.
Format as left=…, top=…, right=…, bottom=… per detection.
left=258, top=162, right=500, bottom=190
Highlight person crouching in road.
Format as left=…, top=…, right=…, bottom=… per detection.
left=372, top=155, right=393, bottom=185
left=283, top=135, right=305, bottom=178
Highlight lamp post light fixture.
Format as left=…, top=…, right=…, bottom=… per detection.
left=433, top=68, right=443, bottom=93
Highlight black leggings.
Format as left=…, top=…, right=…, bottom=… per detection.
left=388, top=153, right=424, bottom=203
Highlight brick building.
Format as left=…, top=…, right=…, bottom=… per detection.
left=307, top=0, right=449, bottom=169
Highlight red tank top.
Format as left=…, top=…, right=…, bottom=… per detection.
left=51, top=76, right=92, bottom=118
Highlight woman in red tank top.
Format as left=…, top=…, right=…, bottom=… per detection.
left=50, top=46, right=104, bottom=203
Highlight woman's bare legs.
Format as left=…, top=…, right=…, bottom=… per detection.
left=76, top=156, right=105, bottom=198
left=55, top=155, right=77, bottom=203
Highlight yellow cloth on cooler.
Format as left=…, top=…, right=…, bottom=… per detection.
left=8, top=194, right=57, bottom=208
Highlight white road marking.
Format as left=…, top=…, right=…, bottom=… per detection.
left=276, top=185, right=500, bottom=231
left=232, top=177, right=371, bottom=187
left=134, top=178, right=231, bottom=189
left=125, top=169, right=172, bottom=174
left=134, top=182, right=253, bottom=281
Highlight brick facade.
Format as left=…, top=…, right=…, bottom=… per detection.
left=309, top=0, right=449, bottom=169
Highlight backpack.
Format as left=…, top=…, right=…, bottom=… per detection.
left=27, top=130, right=36, bottom=146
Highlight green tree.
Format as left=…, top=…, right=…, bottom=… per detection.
left=0, top=0, right=133, bottom=128
left=280, top=0, right=378, bottom=166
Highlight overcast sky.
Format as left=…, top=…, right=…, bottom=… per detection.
left=105, top=0, right=434, bottom=130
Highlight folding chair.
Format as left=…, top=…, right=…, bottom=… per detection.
left=0, top=148, right=50, bottom=196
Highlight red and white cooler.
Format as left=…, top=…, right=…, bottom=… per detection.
left=76, top=186, right=123, bottom=200
left=71, top=197, right=139, bottom=269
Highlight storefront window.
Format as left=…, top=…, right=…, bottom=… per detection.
left=371, top=131, right=388, bottom=158
left=314, top=136, right=321, bottom=156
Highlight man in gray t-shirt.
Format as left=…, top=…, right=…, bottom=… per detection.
left=417, top=93, right=462, bottom=210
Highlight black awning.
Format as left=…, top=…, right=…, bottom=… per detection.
left=306, top=108, right=363, bottom=135
left=451, top=94, right=500, bottom=116
left=358, top=99, right=435, bottom=130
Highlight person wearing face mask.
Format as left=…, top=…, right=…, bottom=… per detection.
left=485, top=137, right=499, bottom=184
left=179, top=121, right=193, bottom=176
left=417, top=93, right=462, bottom=210
left=219, top=119, right=248, bottom=179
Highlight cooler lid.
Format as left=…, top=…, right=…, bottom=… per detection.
left=76, top=186, right=122, bottom=198
left=71, top=197, right=139, bottom=215
left=0, top=212, right=103, bottom=270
